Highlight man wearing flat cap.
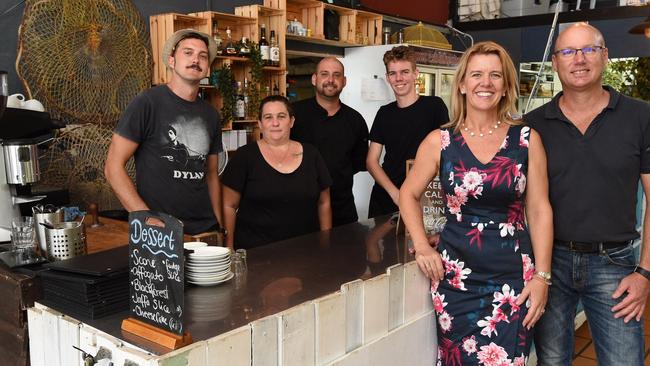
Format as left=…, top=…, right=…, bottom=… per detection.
left=105, top=29, right=224, bottom=235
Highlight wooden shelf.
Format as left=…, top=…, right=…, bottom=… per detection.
left=232, top=119, right=258, bottom=123
left=263, top=66, right=285, bottom=71
left=215, top=55, right=251, bottom=62
left=189, top=11, right=257, bottom=26
left=286, top=34, right=362, bottom=47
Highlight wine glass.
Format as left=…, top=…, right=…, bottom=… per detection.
left=0, top=71, right=7, bottom=121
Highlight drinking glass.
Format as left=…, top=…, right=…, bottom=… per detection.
left=0, top=71, right=7, bottom=121
left=235, top=248, right=247, bottom=270
left=232, top=252, right=246, bottom=277
left=11, top=216, right=35, bottom=251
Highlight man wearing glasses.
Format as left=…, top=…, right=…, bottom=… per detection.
left=526, top=22, right=650, bottom=365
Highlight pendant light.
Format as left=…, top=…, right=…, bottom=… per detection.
left=629, top=9, right=650, bottom=38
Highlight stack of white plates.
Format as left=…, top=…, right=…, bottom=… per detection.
left=184, top=244, right=234, bottom=286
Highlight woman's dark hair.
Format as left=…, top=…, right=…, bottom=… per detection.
left=258, top=95, right=294, bottom=120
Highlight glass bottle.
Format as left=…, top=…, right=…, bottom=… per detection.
left=269, top=30, right=280, bottom=67
left=272, top=82, right=279, bottom=95
left=239, top=36, right=251, bottom=58
left=212, top=22, right=223, bottom=55
left=259, top=24, right=270, bottom=66
left=382, top=26, right=391, bottom=45
left=243, top=77, right=250, bottom=110
left=235, top=81, right=246, bottom=119
left=225, top=27, right=238, bottom=56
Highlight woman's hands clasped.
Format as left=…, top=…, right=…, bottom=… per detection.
left=516, top=277, right=549, bottom=330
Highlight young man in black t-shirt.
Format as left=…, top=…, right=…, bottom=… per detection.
left=105, top=29, right=224, bottom=235
left=366, top=46, right=449, bottom=218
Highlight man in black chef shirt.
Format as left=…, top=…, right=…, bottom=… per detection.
left=291, top=57, right=369, bottom=226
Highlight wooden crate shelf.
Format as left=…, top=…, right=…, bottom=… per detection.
left=283, top=0, right=383, bottom=46
left=356, top=10, right=383, bottom=45
left=190, top=11, right=257, bottom=45
left=234, top=4, right=287, bottom=69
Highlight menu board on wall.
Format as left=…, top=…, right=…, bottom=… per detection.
left=128, top=211, right=184, bottom=335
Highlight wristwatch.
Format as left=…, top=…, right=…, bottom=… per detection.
left=634, top=266, right=650, bottom=281
left=535, top=271, right=552, bottom=284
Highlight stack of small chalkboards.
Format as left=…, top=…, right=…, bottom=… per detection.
left=39, top=246, right=130, bottom=319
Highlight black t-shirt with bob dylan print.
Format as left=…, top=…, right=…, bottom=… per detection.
left=115, top=85, right=222, bottom=235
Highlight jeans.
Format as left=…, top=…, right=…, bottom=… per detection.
left=534, top=244, right=644, bottom=366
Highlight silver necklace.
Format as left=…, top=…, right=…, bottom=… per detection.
left=263, top=140, right=292, bottom=167
left=462, top=120, right=502, bottom=138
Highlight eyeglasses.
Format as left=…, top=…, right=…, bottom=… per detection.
left=553, top=46, right=606, bottom=58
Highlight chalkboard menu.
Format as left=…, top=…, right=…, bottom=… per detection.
left=128, top=211, right=185, bottom=335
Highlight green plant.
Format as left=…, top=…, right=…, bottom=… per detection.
left=604, top=58, right=635, bottom=95
left=605, top=57, right=650, bottom=101
left=217, top=63, right=236, bottom=124
left=247, top=42, right=263, bottom=118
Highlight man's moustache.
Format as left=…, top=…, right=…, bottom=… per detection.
left=187, top=65, right=203, bottom=72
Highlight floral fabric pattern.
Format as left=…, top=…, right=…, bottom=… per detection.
left=433, top=125, right=534, bottom=365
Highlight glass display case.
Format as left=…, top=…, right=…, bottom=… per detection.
left=417, top=66, right=455, bottom=116
left=518, top=61, right=562, bottom=114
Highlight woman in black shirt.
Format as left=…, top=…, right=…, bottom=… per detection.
left=222, top=96, right=332, bottom=249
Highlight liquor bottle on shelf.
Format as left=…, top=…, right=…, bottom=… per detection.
left=239, top=36, right=251, bottom=58
left=270, top=30, right=280, bottom=67
left=235, top=81, right=246, bottom=120
left=259, top=24, right=270, bottom=66
left=243, top=77, right=250, bottom=109
left=272, top=82, right=279, bottom=95
left=212, top=22, right=223, bottom=55
left=225, top=27, right=237, bottom=56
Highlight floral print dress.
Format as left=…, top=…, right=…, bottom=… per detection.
left=434, top=125, right=534, bottom=366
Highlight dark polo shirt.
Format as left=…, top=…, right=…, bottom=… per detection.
left=291, top=97, right=369, bottom=226
left=526, top=86, right=650, bottom=242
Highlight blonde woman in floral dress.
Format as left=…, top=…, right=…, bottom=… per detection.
left=399, top=41, right=553, bottom=365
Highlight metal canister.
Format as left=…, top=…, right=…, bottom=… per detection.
left=45, top=221, right=87, bottom=261
left=33, top=209, right=64, bottom=254
left=2, top=141, right=40, bottom=185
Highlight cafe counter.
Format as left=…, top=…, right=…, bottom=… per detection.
left=27, top=215, right=436, bottom=366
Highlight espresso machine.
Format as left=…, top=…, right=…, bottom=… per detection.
left=0, top=71, right=59, bottom=243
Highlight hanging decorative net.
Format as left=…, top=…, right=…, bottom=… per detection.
left=16, top=0, right=152, bottom=126
left=41, top=123, right=134, bottom=210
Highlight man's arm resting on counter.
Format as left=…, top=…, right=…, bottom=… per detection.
left=206, top=154, right=224, bottom=229
left=222, top=186, right=240, bottom=250
left=366, top=141, right=399, bottom=204
left=318, top=188, right=332, bottom=231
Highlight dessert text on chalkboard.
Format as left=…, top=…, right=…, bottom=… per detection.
left=128, top=211, right=184, bottom=335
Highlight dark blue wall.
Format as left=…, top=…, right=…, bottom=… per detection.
left=0, top=0, right=261, bottom=95
left=469, top=16, right=650, bottom=66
